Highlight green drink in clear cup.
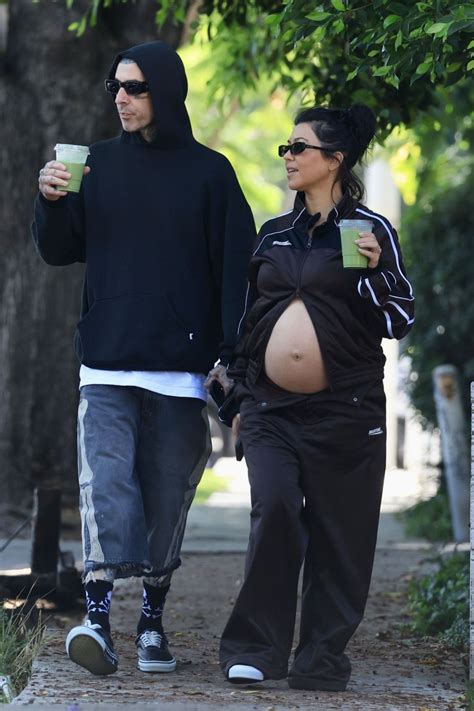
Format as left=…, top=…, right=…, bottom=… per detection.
left=339, top=218, right=374, bottom=268
left=54, top=144, right=90, bottom=193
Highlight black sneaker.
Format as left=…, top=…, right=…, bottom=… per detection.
left=65, top=620, right=118, bottom=676
left=136, top=629, right=176, bottom=672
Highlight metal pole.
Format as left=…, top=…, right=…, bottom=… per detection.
left=432, top=365, right=469, bottom=542
left=470, top=381, right=474, bottom=680
left=30, top=487, right=61, bottom=575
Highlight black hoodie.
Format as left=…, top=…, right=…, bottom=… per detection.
left=32, top=41, right=256, bottom=373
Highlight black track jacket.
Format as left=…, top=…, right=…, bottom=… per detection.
left=32, top=41, right=256, bottom=374
left=219, top=192, right=414, bottom=425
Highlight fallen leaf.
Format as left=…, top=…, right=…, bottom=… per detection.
left=182, top=690, right=205, bottom=696
left=419, top=657, right=439, bottom=666
left=230, top=690, right=269, bottom=696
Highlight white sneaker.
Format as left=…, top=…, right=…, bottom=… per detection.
left=228, top=664, right=264, bottom=684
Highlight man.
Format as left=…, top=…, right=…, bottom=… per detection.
left=32, top=41, right=255, bottom=676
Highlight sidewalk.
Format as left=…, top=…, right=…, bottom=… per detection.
left=3, top=459, right=467, bottom=709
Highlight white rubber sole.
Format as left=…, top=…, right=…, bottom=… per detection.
left=228, top=664, right=264, bottom=684
left=66, top=625, right=118, bottom=676
left=138, top=657, right=177, bottom=673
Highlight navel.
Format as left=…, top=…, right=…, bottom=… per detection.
left=291, top=350, right=303, bottom=362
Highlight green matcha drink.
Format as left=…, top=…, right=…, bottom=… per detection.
left=54, top=144, right=90, bottom=193
left=339, top=219, right=373, bottom=268
left=57, top=162, right=86, bottom=193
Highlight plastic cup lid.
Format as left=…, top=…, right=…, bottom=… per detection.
left=339, top=219, right=373, bottom=226
left=339, top=217, right=373, bottom=225
left=55, top=144, right=90, bottom=155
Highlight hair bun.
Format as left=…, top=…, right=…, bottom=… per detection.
left=346, top=104, right=376, bottom=162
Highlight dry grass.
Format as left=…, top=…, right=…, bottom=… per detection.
left=0, top=603, right=44, bottom=702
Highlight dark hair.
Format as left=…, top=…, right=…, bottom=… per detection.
left=294, top=104, right=376, bottom=202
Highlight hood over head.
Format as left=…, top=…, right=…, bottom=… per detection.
left=108, top=40, right=194, bottom=148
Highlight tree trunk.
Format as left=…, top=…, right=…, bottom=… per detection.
left=0, top=0, right=187, bottom=522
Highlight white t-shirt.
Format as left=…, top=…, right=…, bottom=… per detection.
left=79, top=365, right=207, bottom=401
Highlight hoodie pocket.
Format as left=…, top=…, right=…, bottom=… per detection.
left=76, top=292, right=197, bottom=368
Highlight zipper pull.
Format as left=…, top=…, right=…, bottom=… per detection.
left=307, top=235, right=313, bottom=248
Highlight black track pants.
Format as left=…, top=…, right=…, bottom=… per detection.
left=220, top=380, right=386, bottom=690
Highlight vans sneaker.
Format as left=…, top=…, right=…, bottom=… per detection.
left=66, top=620, right=118, bottom=676
left=136, top=629, right=176, bottom=673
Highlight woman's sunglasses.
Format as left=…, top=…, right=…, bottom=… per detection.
left=105, top=79, right=150, bottom=96
left=278, top=142, right=329, bottom=157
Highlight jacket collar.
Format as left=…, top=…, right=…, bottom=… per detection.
left=293, top=191, right=357, bottom=231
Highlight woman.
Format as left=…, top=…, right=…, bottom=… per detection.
left=217, top=105, right=414, bottom=691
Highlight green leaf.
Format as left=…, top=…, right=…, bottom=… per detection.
left=426, top=22, right=450, bottom=35
left=90, top=0, right=101, bottom=28
left=386, top=2, right=409, bottom=14
left=331, top=0, right=345, bottom=10
left=281, top=28, right=294, bottom=42
left=452, top=3, right=474, bottom=20
left=264, top=14, right=282, bottom=26
left=467, top=59, right=474, bottom=70
left=306, top=11, right=332, bottom=22
left=372, top=66, right=392, bottom=76
left=447, top=20, right=474, bottom=36
left=395, top=29, right=403, bottom=49
left=78, top=15, right=87, bottom=37
left=346, top=68, right=358, bottom=81
left=415, top=61, right=431, bottom=76
left=386, top=74, right=400, bottom=89
left=383, top=15, right=401, bottom=28
left=67, top=21, right=79, bottom=31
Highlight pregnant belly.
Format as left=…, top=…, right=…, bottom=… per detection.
left=264, top=299, right=329, bottom=393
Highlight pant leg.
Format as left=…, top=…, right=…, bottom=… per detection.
left=289, top=383, right=387, bottom=690
left=136, top=392, right=211, bottom=577
left=219, top=401, right=307, bottom=679
left=77, top=385, right=149, bottom=579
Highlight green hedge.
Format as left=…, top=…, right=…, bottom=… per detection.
left=407, top=552, right=468, bottom=650
left=401, top=169, right=474, bottom=431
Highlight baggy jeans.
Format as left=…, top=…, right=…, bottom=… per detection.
left=77, top=385, right=211, bottom=580
left=219, top=379, right=386, bottom=690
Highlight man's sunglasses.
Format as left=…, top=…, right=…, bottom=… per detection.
left=278, top=142, right=329, bottom=157
left=105, top=79, right=149, bottom=96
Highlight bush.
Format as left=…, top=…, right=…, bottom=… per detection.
left=397, top=482, right=453, bottom=542
left=407, top=552, right=468, bottom=650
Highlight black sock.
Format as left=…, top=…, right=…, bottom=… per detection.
left=137, top=582, right=170, bottom=635
left=85, top=580, right=113, bottom=632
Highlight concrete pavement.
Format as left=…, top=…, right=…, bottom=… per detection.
left=1, top=458, right=467, bottom=709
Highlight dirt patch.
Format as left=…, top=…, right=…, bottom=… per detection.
left=14, top=548, right=466, bottom=709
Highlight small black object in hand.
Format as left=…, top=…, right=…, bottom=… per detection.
left=209, top=379, right=226, bottom=407
left=235, top=437, right=244, bottom=461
